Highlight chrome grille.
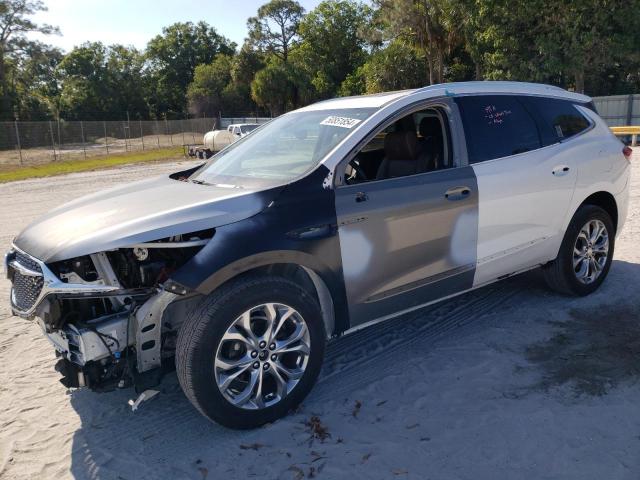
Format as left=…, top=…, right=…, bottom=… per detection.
left=15, top=251, right=42, bottom=273
left=9, top=252, right=44, bottom=312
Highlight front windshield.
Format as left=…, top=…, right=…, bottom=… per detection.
left=240, top=124, right=259, bottom=134
left=191, top=107, right=376, bottom=186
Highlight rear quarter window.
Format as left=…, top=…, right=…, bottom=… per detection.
left=523, top=97, right=591, bottom=145
left=455, top=95, right=542, bottom=164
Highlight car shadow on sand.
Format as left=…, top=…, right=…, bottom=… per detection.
left=520, top=261, right=640, bottom=397
left=67, top=260, right=640, bottom=479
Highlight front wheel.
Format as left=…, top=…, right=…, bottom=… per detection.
left=176, top=274, right=325, bottom=429
left=543, top=204, right=615, bottom=296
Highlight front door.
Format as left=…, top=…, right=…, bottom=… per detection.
left=334, top=104, right=479, bottom=327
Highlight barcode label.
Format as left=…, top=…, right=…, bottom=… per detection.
left=320, top=116, right=362, bottom=129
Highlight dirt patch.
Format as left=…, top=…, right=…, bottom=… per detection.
left=524, top=305, right=640, bottom=396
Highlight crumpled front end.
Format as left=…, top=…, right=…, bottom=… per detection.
left=5, top=234, right=208, bottom=392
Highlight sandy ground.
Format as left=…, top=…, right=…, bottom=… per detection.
left=1, top=155, right=640, bottom=480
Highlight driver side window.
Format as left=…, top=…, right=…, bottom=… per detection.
left=344, top=107, right=452, bottom=185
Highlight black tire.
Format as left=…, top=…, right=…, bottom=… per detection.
left=176, top=274, right=325, bottom=429
left=542, top=204, right=615, bottom=296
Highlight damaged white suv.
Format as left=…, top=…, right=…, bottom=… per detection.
left=5, top=82, right=630, bottom=429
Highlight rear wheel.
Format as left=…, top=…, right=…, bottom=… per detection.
left=543, top=205, right=615, bottom=296
left=176, top=274, right=325, bottom=429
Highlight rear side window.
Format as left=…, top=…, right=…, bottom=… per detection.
left=455, top=95, right=541, bottom=164
left=524, top=97, right=591, bottom=145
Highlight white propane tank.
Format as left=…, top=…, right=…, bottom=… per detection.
left=203, top=129, right=234, bottom=152
left=203, top=130, right=216, bottom=151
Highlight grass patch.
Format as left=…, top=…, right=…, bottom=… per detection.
left=0, top=147, right=185, bottom=183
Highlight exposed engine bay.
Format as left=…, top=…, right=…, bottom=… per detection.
left=6, top=231, right=212, bottom=393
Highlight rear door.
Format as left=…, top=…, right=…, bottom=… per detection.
left=455, top=94, right=581, bottom=286
left=334, top=101, right=479, bottom=326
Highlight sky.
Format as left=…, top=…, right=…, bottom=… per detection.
left=27, top=0, right=323, bottom=52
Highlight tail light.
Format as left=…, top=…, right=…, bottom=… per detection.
left=623, top=146, right=633, bottom=160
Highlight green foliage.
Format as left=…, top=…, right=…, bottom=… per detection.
left=10, top=41, right=63, bottom=120
left=251, top=59, right=301, bottom=115
left=247, top=0, right=305, bottom=63
left=4, top=0, right=640, bottom=121
left=374, top=0, right=466, bottom=85
left=462, top=0, right=640, bottom=93
left=55, top=43, right=147, bottom=120
left=341, top=39, right=425, bottom=94
left=294, top=0, right=371, bottom=99
left=145, top=22, right=236, bottom=117
left=0, top=0, right=60, bottom=120
left=187, top=55, right=233, bottom=116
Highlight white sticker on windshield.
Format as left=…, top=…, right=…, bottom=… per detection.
left=320, top=116, right=362, bottom=129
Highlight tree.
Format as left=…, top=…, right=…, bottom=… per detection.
left=10, top=41, right=62, bottom=120
left=341, top=39, right=425, bottom=95
left=0, top=0, right=59, bottom=119
left=226, top=43, right=267, bottom=114
left=251, top=60, right=299, bottom=115
left=536, top=0, right=640, bottom=93
left=294, top=0, right=371, bottom=99
left=374, top=0, right=465, bottom=85
left=247, top=0, right=305, bottom=63
left=146, top=22, right=236, bottom=117
left=55, top=42, right=147, bottom=120
left=187, top=55, right=233, bottom=117
left=462, top=0, right=640, bottom=93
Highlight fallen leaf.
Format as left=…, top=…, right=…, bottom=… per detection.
left=305, top=415, right=330, bottom=442
left=288, top=465, right=305, bottom=480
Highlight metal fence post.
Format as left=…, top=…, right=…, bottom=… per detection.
left=139, top=119, right=145, bottom=151
left=165, top=117, right=172, bottom=145
left=80, top=120, right=87, bottom=160
left=155, top=120, right=160, bottom=147
left=123, top=122, right=129, bottom=152
left=49, top=120, right=57, bottom=161
left=627, top=94, right=634, bottom=127
left=57, top=119, right=62, bottom=153
left=181, top=119, right=186, bottom=146
left=14, top=120, right=23, bottom=165
left=103, top=121, right=109, bottom=155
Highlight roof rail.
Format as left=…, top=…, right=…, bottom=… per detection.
left=414, top=81, right=567, bottom=95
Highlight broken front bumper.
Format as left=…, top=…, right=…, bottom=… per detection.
left=5, top=245, right=120, bottom=319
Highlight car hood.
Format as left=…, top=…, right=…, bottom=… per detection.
left=13, top=175, right=281, bottom=263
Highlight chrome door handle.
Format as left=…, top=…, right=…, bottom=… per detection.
left=445, top=186, right=471, bottom=201
left=552, top=165, right=570, bottom=176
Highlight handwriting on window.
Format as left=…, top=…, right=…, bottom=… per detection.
left=484, top=105, right=512, bottom=125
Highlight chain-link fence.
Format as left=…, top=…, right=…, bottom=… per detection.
left=0, top=116, right=271, bottom=167
left=4, top=94, right=636, bottom=168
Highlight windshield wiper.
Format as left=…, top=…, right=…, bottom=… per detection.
left=190, top=178, right=243, bottom=189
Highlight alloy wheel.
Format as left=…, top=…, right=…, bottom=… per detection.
left=573, top=219, right=609, bottom=284
left=214, top=303, right=311, bottom=409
